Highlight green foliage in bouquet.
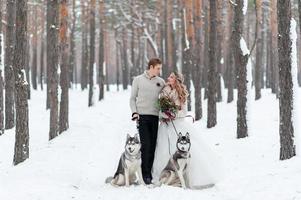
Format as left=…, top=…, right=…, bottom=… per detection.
left=156, top=96, right=179, bottom=120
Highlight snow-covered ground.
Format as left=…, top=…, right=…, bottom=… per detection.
left=0, top=87, right=301, bottom=200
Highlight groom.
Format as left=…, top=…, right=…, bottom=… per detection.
left=129, top=58, right=165, bottom=184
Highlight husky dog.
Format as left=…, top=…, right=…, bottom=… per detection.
left=105, top=133, right=145, bottom=187
left=159, top=132, right=191, bottom=189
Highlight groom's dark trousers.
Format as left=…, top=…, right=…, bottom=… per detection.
left=138, top=115, right=159, bottom=182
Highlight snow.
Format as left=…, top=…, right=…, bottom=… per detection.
left=21, top=69, right=29, bottom=86
left=290, top=18, right=301, bottom=155
left=240, top=37, right=250, bottom=56
left=246, top=57, right=253, bottom=130
left=243, top=0, right=248, bottom=15
left=0, top=86, right=301, bottom=200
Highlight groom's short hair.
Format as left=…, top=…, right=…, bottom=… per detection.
left=148, top=58, right=162, bottom=69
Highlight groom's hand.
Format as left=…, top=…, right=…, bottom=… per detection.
left=131, top=113, right=140, bottom=121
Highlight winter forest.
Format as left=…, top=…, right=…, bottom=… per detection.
left=0, top=0, right=301, bottom=199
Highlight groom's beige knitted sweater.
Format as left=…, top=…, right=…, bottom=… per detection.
left=130, top=71, right=165, bottom=116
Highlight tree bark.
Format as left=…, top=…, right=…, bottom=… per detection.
left=254, top=0, right=262, bottom=100
left=98, top=0, right=105, bottom=100
left=277, top=0, right=295, bottom=160
left=233, top=0, right=249, bottom=138
left=298, top=0, right=301, bottom=87
left=5, top=0, right=16, bottom=130
left=193, top=0, right=203, bottom=121
left=81, top=0, right=88, bottom=90
left=40, top=3, right=45, bottom=91
left=13, top=0, right=29, bottom=165
left=122, top=28, right=129, bottom=90
left=88, top=0, right=96, bottom=107
left=270, top=0, right=279, bottom=96
left=183, top=0, right=194, bottom=112
left=202, top=0, right=209, bottom=100
left=69, top=0, right=76, bottom=87
left=207, top=0, right=217, bottom=128
left=59, top=0, right=69, bottom=134
left=31, top=3, right=38, bottom=90
left=0, top=0, right=4, bottom=135
left=226, top=1, right=234, bottom=103
left=216, top=0, right=223, bottom=102
left=163, top=0, right=175, bottom=78
left=47, top=0, right=59, bottom=140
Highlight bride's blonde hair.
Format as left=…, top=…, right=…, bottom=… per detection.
left=172, top=71, right=189, bottom=106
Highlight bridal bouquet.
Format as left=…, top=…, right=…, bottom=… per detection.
left=157, top=95, right=179, bottom=122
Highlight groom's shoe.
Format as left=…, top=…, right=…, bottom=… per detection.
left=143, top=177, right=152, bottom=185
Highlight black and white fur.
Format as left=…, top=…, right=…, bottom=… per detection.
left=105, top=133, right=145, bottom=187
left=159, top=132, right=191, bottom=189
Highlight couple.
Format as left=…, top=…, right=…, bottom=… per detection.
left=130, top=58, right=222, bottom=188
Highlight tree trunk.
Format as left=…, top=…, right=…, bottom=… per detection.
left=207, top=0, right=217, bottom=128
left=203, top=0, right=209, bottom=100
left=59, top=0, right=69, bottom=134
left=254, top=0, right=262, bottom=100
left=47, top=0, right=59, bottom=140
left=226, top=1, right=234, bottom=103
left=40, top=3, right=45, bottom=91
left=31, top=4, right=38, bottom=90
left=81, top=0, right=88, bottom=90
left=13, top=0, right=29, bottom=165
left=25, top=35, right=31, bottom=100
left=163, top=0, right=175, bottom=78
left=98, top=0, right=105, bottom=100
left=277, top=0, right=295, bottom=160
left=116, top=33, right=121, bottom=92
left=161, top=0, right=168, bottom=78
left=182, top=0, right=193, bottom=112
left=194, top=0, right=203, bottom=121
left=0, top=0, right=4, bottom=135
left=233, top=0, right=249, bottom=138
left=88, top=0, right=96, bottom=107
left=122, top=28, right=129, bottom=90
left=5, top=0, right=16, bottom=130
left=130, top=0, right=138, bottom=82
left=216, top=0, right=223, bottom=102
left=298, top=0, right=301, bottom=87
left=270, top=0, right=279, bottom=96
left=265, top=23, right=271, bottom=89
left=69, top=0, right=76, bottom=87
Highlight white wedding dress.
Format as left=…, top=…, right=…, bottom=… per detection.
left=152, top=86, right=224, bottom=189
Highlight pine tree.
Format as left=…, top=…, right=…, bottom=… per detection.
left=233, top=0, right=249, bottom=138
left=5, top=0, right=16, bottom=130
left=59, top=0, right=69, bottom=133
left=47, top=0, right=59, bottom=140
left=207, top=0, right=217, bottom=128
left=88, top=0, right=96, bottom=107
left=254, top=0, right=262, bottom=100
left=13, top=0, right=29, bottom=165
left=0, top=0, right=4, bottom=135
left=193, top=0, right=203, bottom=121
left=278, top=0, right=295, bottom=160
left=98, top=0, right=105, bottom=100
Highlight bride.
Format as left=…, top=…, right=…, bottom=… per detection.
left=152, top=71, right=224, bottom=189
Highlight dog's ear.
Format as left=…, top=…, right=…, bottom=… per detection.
left=185, top=132, right=190, bottom=138
left=134, top=133, right=140, bottom=141
left=126, top=133, right=131, bottom=140
left=179, top=132, right=183, bottom=137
